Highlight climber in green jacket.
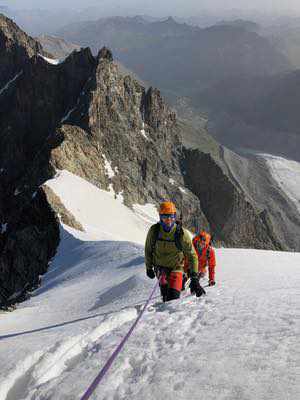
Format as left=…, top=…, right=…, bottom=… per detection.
left=145, top=201, right=205, bottom=302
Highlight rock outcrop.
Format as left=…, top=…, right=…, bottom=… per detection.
left=50, top=49, right=208, bottom=229
left=0, top=13, right=44, bottom=87
left=0, top=15, right=288, bottom=307
left=182, top=150, right=283, bottom=249
left=0, top=188, right=59, bottom=305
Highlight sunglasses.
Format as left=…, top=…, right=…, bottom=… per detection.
left=160, top=214, right=176, bottom=219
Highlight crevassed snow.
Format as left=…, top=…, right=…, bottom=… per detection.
left=0, top=165, right=299, bottom=400
left=0, top=71, right=23, bottom=96
left=262, top=153, right=300, bottom=213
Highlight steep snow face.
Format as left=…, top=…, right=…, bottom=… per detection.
left=0, top=170, right=299, bottom=400
left=263, top=154, right=300, bottom=214
left=46, top=170, right=158, bottom=243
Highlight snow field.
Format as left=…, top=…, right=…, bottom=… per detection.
left=46, top=170, right=157, bottom=243
left=0, top=168, right=299, bottom=400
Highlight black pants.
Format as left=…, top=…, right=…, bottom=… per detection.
left=160, top=285, right=181, bottom=302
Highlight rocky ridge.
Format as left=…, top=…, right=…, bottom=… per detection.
left=0, top=13, right=46, bottom=87
left=0, top=15, right=286, bottom=307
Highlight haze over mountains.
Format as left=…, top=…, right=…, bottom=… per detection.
left=57, top=16, right=290, bottom=91
left=53, top=14, right=300, bottom=160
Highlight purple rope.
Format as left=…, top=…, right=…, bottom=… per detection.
left=80, top=280, right=160, bottom=400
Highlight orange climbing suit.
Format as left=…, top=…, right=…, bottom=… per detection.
left=192, top=234, right=216, bottom=282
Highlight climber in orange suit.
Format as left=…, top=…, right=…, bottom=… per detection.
left=193, top=231, right=216, bottom=286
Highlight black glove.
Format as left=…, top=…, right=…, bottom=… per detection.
left=190, top=274, right=206, bottom=297
left=209, top=280, right=216, bottom=286
left=146, top=268, right=156, bottom=279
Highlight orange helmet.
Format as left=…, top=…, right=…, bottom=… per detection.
left=159, top=201, right=176, bottom=215
left=199, top=230, right=211, bottom=247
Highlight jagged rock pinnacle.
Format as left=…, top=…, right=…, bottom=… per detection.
left=98, top=47, right=113, bottom=62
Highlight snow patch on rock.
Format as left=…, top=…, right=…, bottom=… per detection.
left=39, top=54, right=61, bottom=65
left=0, top=71, right=23, bottom=96
left=103, top=155, right=115, bottom=178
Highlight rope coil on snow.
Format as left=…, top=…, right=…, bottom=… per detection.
left=80, top=280, right=159, bottom=400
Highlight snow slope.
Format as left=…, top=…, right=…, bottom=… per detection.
left=0, top=169, right=299, bottom=400
left=263, top=153, right=300, bottom=214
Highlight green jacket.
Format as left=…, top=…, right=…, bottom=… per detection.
left=145, top=223, right=198, bottom=274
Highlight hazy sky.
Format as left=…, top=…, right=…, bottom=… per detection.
left=5, top=0, right=300, bottom=15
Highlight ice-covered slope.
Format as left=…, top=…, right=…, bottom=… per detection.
left=0, top=170, right=299, bottom=400
left=263, top=153, right=300, bottom=214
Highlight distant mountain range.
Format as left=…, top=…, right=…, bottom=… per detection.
left=191, top=69, right=300, bottom=162
left=57, top=16, right=291, bottom=96
left=54, top=15, right=300, bottom=160
left=215, top=19, right=260, bottom=32
left=37, top=35, right=81, bottom=60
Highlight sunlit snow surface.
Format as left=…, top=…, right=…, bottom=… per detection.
left=262, top=153, right=300, bottom=213
left=39, top=54, right=61, bottom=65
left=0, top=169, right=299, bottom=400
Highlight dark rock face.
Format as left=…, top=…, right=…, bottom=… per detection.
left=0, top=188, right=59, bottom=305
left=0, top=48, right=96, bottom=188
left=0, top=13, right=43, bottom=87
left=219, top=148, right=300, bottom=251
left=50, top=52, right=208, bottom=231
left=182, top=149, right=284, bottom=250
left=0, top=16, right=95, bottom=306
